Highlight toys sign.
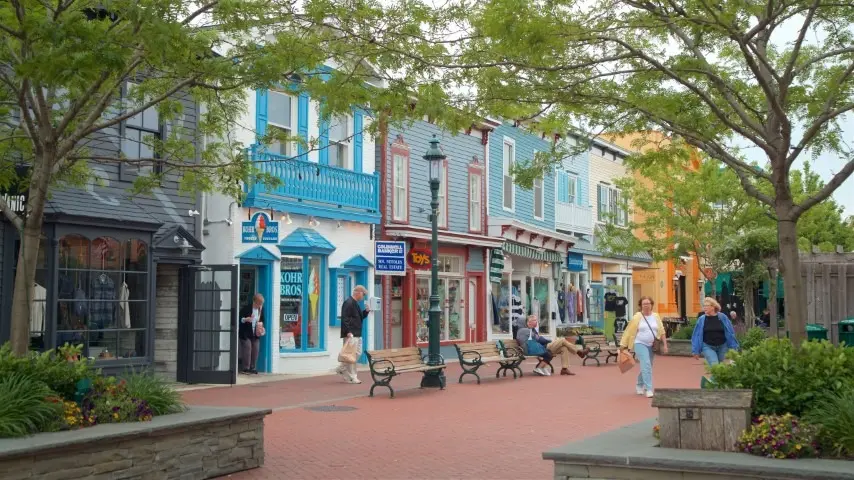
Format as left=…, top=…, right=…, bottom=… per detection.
left=407, top=248, right=432, bottom=270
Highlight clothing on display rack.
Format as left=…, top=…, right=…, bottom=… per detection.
left=556, top=287, right=566, bottom=323
left=566, top=287, right=578, bottom=321
left=30, top=283, right=46, bottom=335
left=511, top=293, right=525, bottom=328
left=614, top=296, right=629, bottom=318
left=550, top=296, right=559, bottom=323
left=90, top=273, right=116, bottom=329
left=578, top=287, right=584, bottom=315
left=604, top=291, right=617, bottom=312
left=119, top=281, right=131, bottom=328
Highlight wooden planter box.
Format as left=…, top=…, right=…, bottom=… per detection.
left=652, top=389, right=753, bottom=452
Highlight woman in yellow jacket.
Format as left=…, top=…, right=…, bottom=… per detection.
left=619, top=296, right=668, bottom=398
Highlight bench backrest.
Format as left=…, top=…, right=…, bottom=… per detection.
left=580, top=334, right=609, bottom=346
left=366, top=347, right=423, bottom=367
left=456, top=341, right=502, bottom=358
left=501, top=339, right=522, bottom=352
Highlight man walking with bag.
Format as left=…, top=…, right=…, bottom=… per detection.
left=337, top=285, right=370, bottom=384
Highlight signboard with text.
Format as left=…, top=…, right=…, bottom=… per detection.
left=407, top=247, right=432, bottom=271
left=375, top=241, right=407, bottom=276
left=241, top=212, right=279, bottom=243
left=566, top=252, right=585, bottom=272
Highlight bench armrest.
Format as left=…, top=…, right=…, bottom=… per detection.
left=370, top=358, right=396, bottom=375
left=458, top=350, right=483, bottom=365
left=586, top=341, right=602, bottom=351
left=421, top=352, right=445, bottom=366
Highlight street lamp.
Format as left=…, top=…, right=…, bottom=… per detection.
left=421, top=134, right=447, bottom=389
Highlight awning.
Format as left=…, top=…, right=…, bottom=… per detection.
left=278, top=228, right=336, bottom=254
left=489, top=247, right=504, bottom=283
left=503, top=241, right=563, bottom=263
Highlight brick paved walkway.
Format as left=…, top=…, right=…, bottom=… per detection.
left=185, top=356, right=706, bottom=480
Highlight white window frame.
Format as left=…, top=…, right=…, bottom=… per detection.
left=392, top=152, right=409, bottom=222
left=502, top=137, right=515, bottom=212
left=598, top=183, right=627, bottom=227
left=268, top=90, right=296, bottom=157
left=533, top=174, right=544, bottom=220
left=328, top=114, right=350, bottom=169
left=468, top=170, right=482, bottom=232
left=438, top=161, right=449, bottom=228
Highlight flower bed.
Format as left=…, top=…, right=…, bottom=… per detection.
left=0, top=343, right=184, bottom=438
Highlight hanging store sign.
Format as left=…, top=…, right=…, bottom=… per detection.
left=242, top=212, right=279, bottom=243
left=406, top=247, right=432, bottom=271
left=489, top=248, right=504, bottom=283
left=566, top=252, right=584, bottom=272
left=0, top=166, right=31, bottom=218
left=375, top=241, right=407, bottom=276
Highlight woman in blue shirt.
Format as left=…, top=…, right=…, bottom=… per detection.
left=691, top=297, right=740, bottom=367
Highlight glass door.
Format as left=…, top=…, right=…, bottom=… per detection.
left=445, top=278, right=462, bottom=341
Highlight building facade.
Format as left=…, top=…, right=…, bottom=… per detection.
left=377, top=119, right=502, bottom=359
left=486, top=123, right=579, bottom=342
left=0, top=86, right=207, bottom=381
left=201, top=75, right=381, bottom=376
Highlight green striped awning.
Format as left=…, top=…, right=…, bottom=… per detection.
left=503, top=241, right=563, bottom=263
left=489, top=248, right=504, bottom=283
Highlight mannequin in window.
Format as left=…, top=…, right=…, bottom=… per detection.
left=556, top=283, right=566, bottom=324
left=90, top=272, right=116, bottom=330
left=566, top=284, right=577, bottom=324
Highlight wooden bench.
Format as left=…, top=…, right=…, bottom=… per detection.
left=499, top=339, right=554, bottom=375
left=454, top=341, right=524, bottom=384
left=578, top=334, right=618, bottom=366
left=365, top=347, right=447, bottom=398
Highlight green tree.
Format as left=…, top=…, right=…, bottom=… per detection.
left=432, top=0, right=854, bottom=344
left=792, top=163, right=854, bottom=252
left=0, top=0, right=456, bottom=355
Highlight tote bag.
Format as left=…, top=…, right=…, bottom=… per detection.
left=338, top=338, right=358, bottom=364
left=526, top=330, right=547, bottom=356
left=618, top=349, right=635, bottom=374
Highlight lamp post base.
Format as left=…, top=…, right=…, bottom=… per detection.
left=420, top=370, right=447, bottom=389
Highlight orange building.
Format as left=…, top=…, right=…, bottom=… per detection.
left=606, top=132, right=703, bottom=320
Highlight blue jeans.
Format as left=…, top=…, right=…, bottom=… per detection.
left=634, top=343, right=655, bottom=391
left=701, top=343, right=728, bottom=367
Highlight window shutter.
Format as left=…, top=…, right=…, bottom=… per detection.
left=319, top=110, right=329, bottom=165
left=576, top=177, right=582, bottom=205
left=597, top=184, right=605, bottom=220
left=297, top=92, right=309, bottom=156
left=353, top=109, right=363, bottom=172
left=559, top=171, right=568, bottom=202
left=255, top=89, right=268, bottom=141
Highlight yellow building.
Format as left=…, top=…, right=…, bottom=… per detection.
left=606, top=132, right=703, bottom=321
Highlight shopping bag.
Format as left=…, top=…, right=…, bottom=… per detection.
left=255, top=321, right=266, bottom=337
left=618, top=349, right=635, bottom=374
left=526, top=330, right=547, bottom=356
left=338, top=338, right=358, bottom=364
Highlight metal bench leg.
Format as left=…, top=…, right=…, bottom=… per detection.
left=369, top=371, right=395, bottom=398
left=583, top=352, right=601, bottom=367
left=459, top=366, right=481, bottom=384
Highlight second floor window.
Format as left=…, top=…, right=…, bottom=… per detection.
left=533, top=175, right=544, bottom=220
left=503, top=140, right=515, bottom=210
left=557, top=170, right=579, bottom=204
left=598, top=184, right=628, bottom=226
left=469, top=170, right=482, bottom=232
left=121, top=82, right=161, bottom=177
left=328, top=116, right=349, bottom=168
left=392, top=152, right=408, bottom=222
left=438, top=161, right=448, bottom=228
left=268, top=91, right=293, bottom=156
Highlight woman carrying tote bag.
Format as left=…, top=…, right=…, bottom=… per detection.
left=619, top=296, right=668, bottom=398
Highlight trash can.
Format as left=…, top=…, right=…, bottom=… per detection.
left=786, top=323, right=829, bottom=341
left=839, top=319, right=854, bottom=347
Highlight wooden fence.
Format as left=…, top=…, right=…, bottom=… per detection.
left=801, top=252, right=854, bottom=345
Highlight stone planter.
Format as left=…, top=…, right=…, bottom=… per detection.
left=0, top=406, right=270, bottom=480
left=665, top=338, right=693, bottom=356
left=544, top=418, right=854, bottom=480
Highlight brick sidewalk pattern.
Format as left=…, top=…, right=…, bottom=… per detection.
left=184, top=356, right=707, bottom=480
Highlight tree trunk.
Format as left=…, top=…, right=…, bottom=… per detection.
left=767, top=265, right=778, bottom=338
left=742, top=278, right=755, bottom=328
left=778, top=218, right=806, bottom=345
left=8, top=161, right=51, bottom=355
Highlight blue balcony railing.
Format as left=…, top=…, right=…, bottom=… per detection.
left=244, top=146, right=381, bottom=223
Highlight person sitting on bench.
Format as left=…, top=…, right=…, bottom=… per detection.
left=516, top=315, right=587, bottom=376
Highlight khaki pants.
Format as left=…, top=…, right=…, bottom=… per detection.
left=546, top=338, right=581, bottom=369
left=338, top=337, right=362, bottom=381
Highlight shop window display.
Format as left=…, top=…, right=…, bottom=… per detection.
left=55, top=235, right=149, bottom=360
left=491, top=274, right=511, bottom=335
left=279, top=255, right=323, bottom=352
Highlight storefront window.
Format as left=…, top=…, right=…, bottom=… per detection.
left=534, top=277, right=549, bottom=334
left=415, top=256, right=466, bottom=343
left=279, top=254, right=324, bottom=352
left=415, top=277, right=429, bottom=343
left=56, top=235, right=149, bottom=360
left=446, top=278, right=462, bottom=340
left=491, top=274, right=511, bottom=335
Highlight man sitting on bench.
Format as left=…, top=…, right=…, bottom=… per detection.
left=516, top=316, right=587, bottom=376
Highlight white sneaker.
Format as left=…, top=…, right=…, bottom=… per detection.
left=347, top=377, right=362, bottom=384
left=636, top=386, right=645, bottom=395
left=533, top=368, right=546, bottom=376
left=646, top=390, right=654, bottom=398
left=543, top=368, right=552, bottom=376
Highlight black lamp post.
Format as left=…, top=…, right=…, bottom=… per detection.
left=421, top=134, right=447, bottom=389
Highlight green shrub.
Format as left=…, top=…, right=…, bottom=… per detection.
left=804, top=387, right=854, bottom=458
left=670, top=320, right=696, bottom=340
left=0, top=374, right=63, bottom=438
left=0, top=343, right=97, bottom=401
left=122, top=371, right=185, bottom=416
left=710, top=338, right=854, bottom=416
left=737, top=414, right=820, bottom=459
left=737, top=327, right=767, bottom=351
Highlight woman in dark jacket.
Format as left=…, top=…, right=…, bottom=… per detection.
left=691, top=297, right=740, bottom=367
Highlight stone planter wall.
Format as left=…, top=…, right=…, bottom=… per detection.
left=665, top=338, right=693, bottom=356
left=0, top=406, right=271, bottom=480
left=544, top=419, right=854, bottom=480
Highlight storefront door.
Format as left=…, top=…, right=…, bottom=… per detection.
left=415, top=275, right=466, bottom=343
left=177, top=265, right=238, bottom=384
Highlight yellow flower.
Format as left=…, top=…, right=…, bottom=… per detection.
left=796, top=445, right=802, bottom=450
